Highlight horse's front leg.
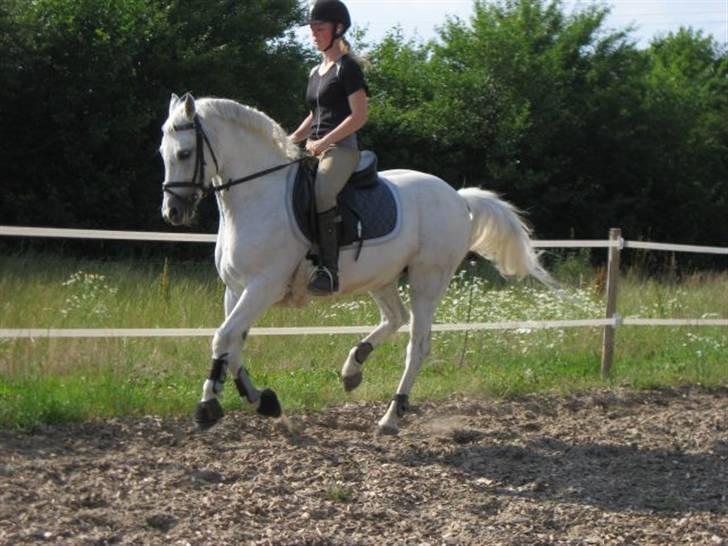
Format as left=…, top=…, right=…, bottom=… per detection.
left=195, top=279, right=285, bottom=430
left=222, top=287, right=262, bottom=409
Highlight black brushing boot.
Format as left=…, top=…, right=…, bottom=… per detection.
left=308, top=207, right=341, bottom=295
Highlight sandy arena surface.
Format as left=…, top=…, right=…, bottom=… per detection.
left=1, top=386, right=726, bottom=545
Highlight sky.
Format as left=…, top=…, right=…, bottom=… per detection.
left=297, top=0, right=728, bottom=49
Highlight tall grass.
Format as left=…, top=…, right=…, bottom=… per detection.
left=0, top=251, right=726, bottom=429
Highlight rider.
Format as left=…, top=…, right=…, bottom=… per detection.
left=290, top=0, right=369, bottom=295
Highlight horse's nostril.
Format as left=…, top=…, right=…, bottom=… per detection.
left=163, top=207, right=180, bottom=225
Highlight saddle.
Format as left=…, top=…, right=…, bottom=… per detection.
left=292, top=151, right=399, bottom=261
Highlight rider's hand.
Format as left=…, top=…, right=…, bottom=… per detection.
left=305, top=138, right=332, bottom=156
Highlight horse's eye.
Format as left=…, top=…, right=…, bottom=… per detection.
left=177, top=149, right=192, bottom=160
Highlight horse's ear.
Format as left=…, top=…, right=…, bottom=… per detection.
left=169, top=93, right=180, bottom=117
left=183, top=93, right=196, bottom=120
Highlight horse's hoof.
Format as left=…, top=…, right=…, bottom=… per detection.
left=195, top=398, right=224, bottom=430
left=342, top=372, right=362, bottom=392
left=257, top=388, right=282, bottom=418
left=376, top=423, right=400, bottom=436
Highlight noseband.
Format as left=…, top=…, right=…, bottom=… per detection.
left=162, top=115, right=303, bottom=204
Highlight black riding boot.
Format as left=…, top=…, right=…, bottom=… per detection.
left=308, top=207, right=340, bottom=295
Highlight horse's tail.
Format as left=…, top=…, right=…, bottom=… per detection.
left=459, top=187, right=556, bottom=288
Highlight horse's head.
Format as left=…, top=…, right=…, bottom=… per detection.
left=160, top=93, right=218, bottom=226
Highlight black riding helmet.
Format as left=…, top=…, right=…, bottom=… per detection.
left=307, top=0, right=351, bottom=51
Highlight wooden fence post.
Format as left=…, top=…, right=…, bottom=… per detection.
left=600, top=228, right=622, bottom=378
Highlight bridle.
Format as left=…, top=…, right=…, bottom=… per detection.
left=162, top=115, right=218, bottom=205
left=162, top=114, right=303, bottom=204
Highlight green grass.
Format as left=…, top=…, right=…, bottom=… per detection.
left=0, top=251, right=726, bottom=429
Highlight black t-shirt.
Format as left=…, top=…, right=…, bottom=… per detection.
left=306, top=54, right=369, bottom=142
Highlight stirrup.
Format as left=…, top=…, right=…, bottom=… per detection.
left=307, top=266, right=338, bottom=295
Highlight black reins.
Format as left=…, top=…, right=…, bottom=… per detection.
left=162, top=114, right=302, bottom=203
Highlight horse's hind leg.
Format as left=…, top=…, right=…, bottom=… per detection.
left=341, top=281, right=409, bottom=392
left=377, top=267, right=451, bottom=435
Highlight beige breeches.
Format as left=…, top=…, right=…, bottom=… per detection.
left=313, top=145, right=360, bottom=212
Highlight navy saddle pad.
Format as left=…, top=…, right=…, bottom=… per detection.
left=292, top=151, right=398, bottom=253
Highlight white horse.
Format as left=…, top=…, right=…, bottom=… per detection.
left=160, top=93, right=552, bottom=435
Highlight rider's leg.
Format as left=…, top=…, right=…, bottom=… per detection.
left=308, top=145, right=360, bottom=295
left=308, top=207, right=342, bottom=294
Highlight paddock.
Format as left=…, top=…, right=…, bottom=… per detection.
left=1, top=387, right=726, bottom=544
left=0, top=226, right=726, bottom=543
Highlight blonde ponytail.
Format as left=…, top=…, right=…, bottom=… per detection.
left=340, top=38, right=368, bottom=68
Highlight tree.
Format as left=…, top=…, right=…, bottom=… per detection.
left=363, top=0, right=728, bottom=245
left=2, top=0, right=726, bottom=250
left=638, top=29, right=728, bottom=244
left=365, top=0, right=641, bottom=237
left=0, top=0, right=311, bottom=232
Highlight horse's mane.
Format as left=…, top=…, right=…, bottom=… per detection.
left=197, top=98, right=300, bottom=160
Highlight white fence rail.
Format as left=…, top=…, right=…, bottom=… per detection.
left=2, top=318, right=726, bottom=341
left=1, top=225, right=726, bottom=376
left=3, top=225, right=728, bottom=254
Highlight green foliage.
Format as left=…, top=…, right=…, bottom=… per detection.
left=362, top=0, right=728, bottom=245
left=0, top=0, right=726, bottom=250
left=0, top=0, right=311, bottom=234
left=638, top=29, right=728, bottom=245
left=324, top=482, right=353, bottom=503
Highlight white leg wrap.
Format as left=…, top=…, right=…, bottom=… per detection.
left=341, top=346, right=363, bottom=379
left=201, top=379, right=218, bottom=402
left=377, top=401, right=401, bottom=435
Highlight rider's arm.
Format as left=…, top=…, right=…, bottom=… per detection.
left=290, top=112, right=314, bottom=144
left=317, top=89, right=368, bottom=148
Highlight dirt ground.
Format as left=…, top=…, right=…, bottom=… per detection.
left=1, top=386, right=726, bottom=546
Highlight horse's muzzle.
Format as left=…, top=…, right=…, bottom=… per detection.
left=162, top=195, right=194, bottom=226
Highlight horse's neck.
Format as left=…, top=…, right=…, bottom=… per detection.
left=215, top=125, right=290, bottom=224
